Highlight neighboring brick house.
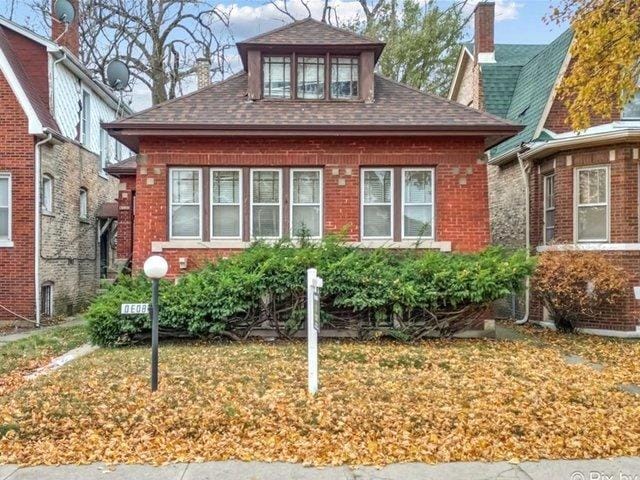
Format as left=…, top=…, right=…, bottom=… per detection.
left=450, top=2, right=640, bottom=336
left=105, top=18, right=520, bottom=279
left=0, top=10, right=132, bottom=326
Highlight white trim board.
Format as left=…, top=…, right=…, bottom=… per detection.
left=536, top=243, right=640, bottom=252
left=0, top=44, right=43, bottom=134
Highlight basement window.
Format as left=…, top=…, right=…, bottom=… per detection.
left=41, top=282, right=53, bottom=318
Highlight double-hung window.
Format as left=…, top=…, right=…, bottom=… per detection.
left=543, top=174, right=556, bottom=244
left=330, top=57, right=359, bottom=100
left=263, top=56, right=291, bottom=98
left=297, top=57, right=325, bottom=99
left=575, top=166, right=609, bottom=242
left=0, top=173, right=10, bottom=244
left=42, top=174, right=53, bottom=214
left=402, top=169, right=434, bottom=239
left=362, top=169, right=392, bottom=238
left=251, top=169, right=281, bottom=238
left=170, top=169, right=202, bottom=239
left=291, top=169, right=322, bottom=237
left=211, top=169, right=241, bottom=239
left=81, top=90, right=91, bottom=145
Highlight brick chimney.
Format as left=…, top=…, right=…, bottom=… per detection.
left=196, top=58, right=211, bottom=89
left=474, top=2, right=495, bottom=64
left=52, top=0, right=80, bottom=57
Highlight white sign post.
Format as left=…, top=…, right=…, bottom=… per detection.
left=307, top=268, right=323, bottom=395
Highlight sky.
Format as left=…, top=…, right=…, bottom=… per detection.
left=1, top=0, right=568, bottom=109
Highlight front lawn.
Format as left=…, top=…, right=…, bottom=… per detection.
left=1, top=331, right=639, bottom=466
left=0, top=325, right=88, bottom=397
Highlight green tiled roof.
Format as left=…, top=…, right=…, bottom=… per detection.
left=489, top=29, right=574, bottom=157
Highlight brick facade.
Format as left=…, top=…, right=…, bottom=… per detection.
left=128, top=136, right=491, bottom=277
left=0, top=71, right=36, bottom=321
left=40, top=142, right=118, bottom=317
left=529, top=144, right=640, bottom=331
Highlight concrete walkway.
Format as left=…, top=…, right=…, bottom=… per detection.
left=2, top=458, right=640, bottom=480
left=0, top=318, right=84, bottom=345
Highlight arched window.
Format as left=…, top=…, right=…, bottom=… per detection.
left=41, top=174, right=53, bottom=214
left=79, top=188, right=88, bottom=220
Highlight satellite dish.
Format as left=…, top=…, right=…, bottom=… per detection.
left=53, top=0, right=75, bottom=23
left=106, top=59, right=131, bottom=91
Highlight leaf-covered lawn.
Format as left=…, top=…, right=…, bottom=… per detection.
left=1, top=333, right=639, bottom=466
left=0, top=325, right=88, bottom=397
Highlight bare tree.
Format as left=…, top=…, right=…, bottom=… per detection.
left=29, top=0, right=235, bottom=105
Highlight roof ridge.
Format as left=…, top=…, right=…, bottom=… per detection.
left=237, top=17, right=382, bottom=45
left=374, top=73, right=520, bottom=127
left=112, top=72, right=246, bottom=124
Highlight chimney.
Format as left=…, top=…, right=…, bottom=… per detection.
left=52, top=0, right=80, bottom=57
left=196, top=58, right=211, bottom=89
left=474, top=2, right=495, bottom=64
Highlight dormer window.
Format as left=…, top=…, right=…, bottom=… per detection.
left=263, top=56, right=291, bottom=98
left=297, top=57, right=325, bottom=99
left=330, top=57, right=359, bottom=100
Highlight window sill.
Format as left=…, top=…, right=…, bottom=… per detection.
left=151, top=239, right=452, bottom=252
left=41, top=210, right=54, bottom=217
left=537, top=243, right=640, bottom=252
left=0, top=240, right=14, bottom=248
left=80, top=218, right=90, bottom=224
left=98, top=171, right=110, bottom=180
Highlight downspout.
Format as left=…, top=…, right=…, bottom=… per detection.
left=515, top=146, right=531, bottom=324
left=35, top=133, right=54, bottom=327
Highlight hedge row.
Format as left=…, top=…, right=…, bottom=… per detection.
left=86, top=238, right=534, bottom=346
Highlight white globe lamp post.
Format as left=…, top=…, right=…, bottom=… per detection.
left=143, top=255, right=168, bottom=391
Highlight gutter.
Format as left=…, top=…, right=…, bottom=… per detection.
left=515, top=146, right=531, bottom=325
left=34, top=132, right=54, bottom=327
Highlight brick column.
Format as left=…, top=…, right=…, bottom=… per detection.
left=116, top=175, right=135, bottom=263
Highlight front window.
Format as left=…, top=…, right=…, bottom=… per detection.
left=211, top=169, right=241, bottom=239
left=170, top=169, right=201, bottom=239
left=0, top=173, right=10, bottom=242
left=362, top=169, right=392, bottom=238
left=79, top=188, right=88, bottom=220
left=251, top=169, right=281, bottom=238
left=291, top=169, right=322, bottom=237
left=263, top=56, right=291, bottom=98
left=402, top=169, right=434, bottom=239
left=42, top=174, right=53, bottom=214
left=331, top=57, right=359, bottom=100
left=81, top=90, right=91, bottom=145
left=575, top=166, right=608, bottom=242
left=543, top=174, right=556, bottom=244
left=297, top=57, right=325, bottom=100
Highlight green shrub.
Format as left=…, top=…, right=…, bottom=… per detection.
left=86, top=239, right=534, bottom=346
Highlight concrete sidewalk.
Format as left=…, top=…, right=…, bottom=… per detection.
left=0, top=318, right=84, bottom=345
left=2, top=458, right=639, bottom=480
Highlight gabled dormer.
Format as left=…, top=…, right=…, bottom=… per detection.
left=236, top=18, right=385, bottom=103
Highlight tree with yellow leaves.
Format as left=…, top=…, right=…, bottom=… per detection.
left=549, top=0, right=640, bottom=130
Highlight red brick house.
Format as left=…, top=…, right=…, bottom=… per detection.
left=0, top=10, right=132, bottom=326
left=104, top=19, right=520, bottom=278
left=450, top=2, right=640, bottom=336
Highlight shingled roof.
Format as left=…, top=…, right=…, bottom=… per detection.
left=104, top=72, right=521, bottom=151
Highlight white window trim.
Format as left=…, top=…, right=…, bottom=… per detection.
left=210, top=168, right=242, bottom=240
left=401, top=167, right=435, bottom=240
left=574, top=165, right=610, bottom=243
left=250, top=168, right=283, bottom=239
left=42, top=174, right=53, bottom=214
left=361, top=168, right=394, bottom=240
left=80, top=89, right=91, bottom=146
left=79, top=188, right=88, bottom=220
left=99, top=127, right=108, bottom=173
left=0, top=172, right=12, bottom=247
left=290, top=168, right=323, bottom=239
left=169, top=168, right=203, bottom=240
left=543, top=173, right=555, bottom=245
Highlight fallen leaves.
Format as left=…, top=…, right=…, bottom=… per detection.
left=0, top=333, right=639, bottom=466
